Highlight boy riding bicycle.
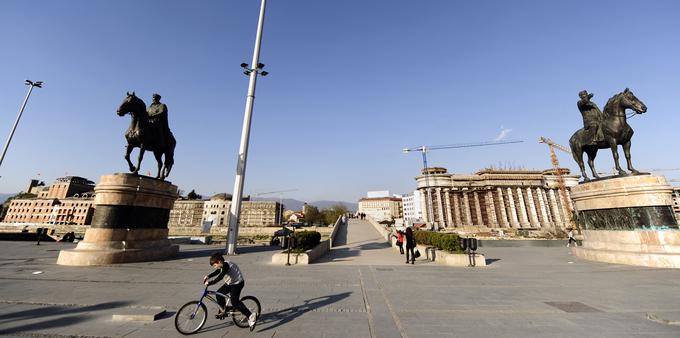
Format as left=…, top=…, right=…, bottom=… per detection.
left=203, top=253, right=257, bottom=330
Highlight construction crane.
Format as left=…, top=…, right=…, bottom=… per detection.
left=252, top=189, right=299, bottom=225
left=538, top=137, right=577, bottom=232
left=403, top=139, right=524, bottom=228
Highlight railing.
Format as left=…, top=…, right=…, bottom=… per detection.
left=329, top=215, right=344, bottom=249
left=366, top=216, right=393, bottom=242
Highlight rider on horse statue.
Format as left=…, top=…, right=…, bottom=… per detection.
left=148, top=93, right=170, bottom=149
left=577, top=90, right=605, bottom=146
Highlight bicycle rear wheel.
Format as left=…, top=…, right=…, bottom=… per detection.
left=232, top=296, right=261, bottom=328
left=175, top=301, right=207, bottom=335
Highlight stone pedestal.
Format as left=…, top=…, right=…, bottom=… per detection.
left=58, top=173, right=179, bottom=265
left=570, top=175, right=680, bottom=268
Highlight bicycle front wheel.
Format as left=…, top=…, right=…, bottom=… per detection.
left=232, top=296, right=261, bottom=328
left=175, top=301, right=207, bottom=335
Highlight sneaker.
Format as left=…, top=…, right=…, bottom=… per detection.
left=215, top=309, right=226, bottom=320
left=248, top=312, right=257, bottom=331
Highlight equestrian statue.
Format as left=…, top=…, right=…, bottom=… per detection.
left=116, top=92, right=176, bottom=180
left=569, top=88, right=647, bottom=181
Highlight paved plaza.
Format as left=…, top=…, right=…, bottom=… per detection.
left=1, top=220, right=679, bottom=337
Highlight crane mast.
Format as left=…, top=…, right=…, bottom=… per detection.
left=539, top=137, right=577, bottom=232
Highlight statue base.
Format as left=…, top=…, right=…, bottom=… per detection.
left=57, top=173, right=179, bottom=266
left=570, top=175, right=679, bottom=268
left=572, top=230, right=680, bottom=268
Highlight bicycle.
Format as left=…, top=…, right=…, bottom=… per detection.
left=174, top=285, right=261, bottom=335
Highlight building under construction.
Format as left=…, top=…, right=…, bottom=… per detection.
left=415, top=167, right=579, bottom=231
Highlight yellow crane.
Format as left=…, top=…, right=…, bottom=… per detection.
left=538, top=137, right=578, bottom=232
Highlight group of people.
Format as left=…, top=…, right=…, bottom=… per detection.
left=394, top=227, right=417, bottom=264
left=350, top=212, right=367, bottom=220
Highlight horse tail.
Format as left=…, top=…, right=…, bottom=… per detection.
left=164, top=132, right=176, bottom=166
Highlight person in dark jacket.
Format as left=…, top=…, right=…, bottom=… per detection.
left=404, top=227, right=416, bottom=264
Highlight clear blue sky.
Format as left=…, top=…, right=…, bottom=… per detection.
left=1, top=0, right=679, bottom=202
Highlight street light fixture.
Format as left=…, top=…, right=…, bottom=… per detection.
left=0, top=80, right=44, bottom=171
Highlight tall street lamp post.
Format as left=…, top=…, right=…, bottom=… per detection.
left=0, top=80, right=43, bottom=171
left=226, top=0, right=269, bottom=255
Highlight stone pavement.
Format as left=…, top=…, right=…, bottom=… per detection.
left=1, top=228, right=680, bottom=337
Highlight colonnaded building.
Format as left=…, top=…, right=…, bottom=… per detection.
left=415, top=167, right=579, bottom=231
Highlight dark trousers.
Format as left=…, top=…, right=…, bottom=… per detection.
left=398, top=242, right=404, bottom=254
left=216, top=282, right=251, bottom=317
left=405, top=246, right=415, bottom=263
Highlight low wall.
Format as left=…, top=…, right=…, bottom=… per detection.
left=271, top=239, right=330, bottom=265
left=329, top=216, right=343, bottom=249
left=414, top=244, right=486, bottom=267
left=367, top=217, right=392, bottom=241
left=272, top=216, right=345, bottom=265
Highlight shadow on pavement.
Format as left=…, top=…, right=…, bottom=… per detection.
left=316, top=247, right=361, bottom=263
left=485, top=258, right=501, bottom=265
left=0, top=300, right=132, bottom=334
left=256, top=292, right=353, bottom=332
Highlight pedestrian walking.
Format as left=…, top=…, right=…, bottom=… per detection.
left=404, top=227, right=415, bottom=264
left=341, top=215, right=347, bottom=225
left=395, top=230, right=404, bottom=255
left=567, top=229, right=577, bottom=247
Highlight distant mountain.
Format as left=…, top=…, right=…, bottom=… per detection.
left=253, top=197, right=357, bottom=212
left=311, top=200, right=358, bottom=211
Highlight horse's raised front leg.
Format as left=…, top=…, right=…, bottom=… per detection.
left=609, top=139, right=626, bottom=175
left=125, top=144, right=136, bottom=172
left=134, top=147, right=145, bottom=175
left=153, top=151, right=163, bottom=179
left=623, top=140, right=640, bottom=174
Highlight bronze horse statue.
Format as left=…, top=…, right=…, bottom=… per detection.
left=569, top=88, right=647, bottom=181
left=116, top=92, right=176, bottom=180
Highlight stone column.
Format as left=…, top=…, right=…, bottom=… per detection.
left=485, top=190, right=499, bottom=227
left=473, top=192, right=483, bottom=226
left=444, top=189, right=453, bottom=228
left=516, top=187, right=530, bottom=227
left=558, top=191, right=571, bottom=229
left=525, top=188, right=540, bottom=227
left=419, top=189, right=429, bottom=224
left=436, top=188, right=445, bottom=227
left=565, top=190, right=574, bottom=211
left=540, top=188, right=554, bottom=225
left=506, top=188, right=520, bottom=227
left=496, top=188, right=509, bottom=227
left=452, top=193, right=462, bottom=227
left=463, top=192, right=473, bottom=226
left=548, top=189, right=563, bottom=228
left=535, top=188, right=550, bottom=228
